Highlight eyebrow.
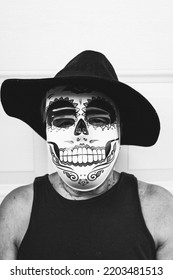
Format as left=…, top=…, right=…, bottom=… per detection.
left=52, top=107, right=75, bottom=113
left=87, top=98, right=113, bottom=110
left=46, top=100, right=75, bottom=113
left=48, top=108, right=76, bottom=118
left=86, top=107, right=111, bottom=115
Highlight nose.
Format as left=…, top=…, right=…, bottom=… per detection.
left=74, top=119, right=89, bottom=135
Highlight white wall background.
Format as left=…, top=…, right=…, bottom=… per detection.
left=0, top=0, right=173, bottom=202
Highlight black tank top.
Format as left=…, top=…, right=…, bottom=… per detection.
left=17, top=172, right=156, bottom=259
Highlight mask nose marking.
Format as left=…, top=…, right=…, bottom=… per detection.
left=74, top=119, right=89, bottom=135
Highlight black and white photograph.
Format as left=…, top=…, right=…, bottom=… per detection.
left=0, top=0, right=173, bottom=267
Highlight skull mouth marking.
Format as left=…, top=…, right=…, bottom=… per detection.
left=48, top=139, right=118, bottom=167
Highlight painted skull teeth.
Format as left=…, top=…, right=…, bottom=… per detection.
left=48, top=140, right=117, bottom=167
left=59, top=147, right=106, bottom=165
left=46, top=93, right=120, bottom=191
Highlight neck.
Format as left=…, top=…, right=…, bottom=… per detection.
left=48, top=170, right=120, bottom=200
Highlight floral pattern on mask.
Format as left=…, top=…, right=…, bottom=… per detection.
left=46, top=89, right=120, bottom=191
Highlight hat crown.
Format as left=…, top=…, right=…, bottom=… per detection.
left=55, top=50, right=118, bottom=81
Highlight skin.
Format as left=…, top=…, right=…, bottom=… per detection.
left=0, top=88, right=173, bottom=259
left=1, top=173, right=173, bottom=259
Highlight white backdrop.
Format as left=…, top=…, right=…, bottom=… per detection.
left=0, top=0, right=173, bottom=202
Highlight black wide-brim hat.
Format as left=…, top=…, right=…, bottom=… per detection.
left=1, top=50, right=160, bottom=146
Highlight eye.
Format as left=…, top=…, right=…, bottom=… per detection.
left=52, top=118, right=75, bottom=128
left=88, top=116, right=110, bottom=126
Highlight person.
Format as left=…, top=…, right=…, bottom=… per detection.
left=0, top=50, right=173, bottom=260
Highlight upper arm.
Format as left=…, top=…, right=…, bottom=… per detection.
left=0, top=185, right=33, bottom=260
left=156, top=195, right=173, bottom=259
left=151, top=185, right=173, bottom=260
left=0, top=191, right=19, bottom=259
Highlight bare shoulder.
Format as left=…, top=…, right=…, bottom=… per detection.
left=0, top=183, right=33, bottom=219
left=0, top=183, right=33, bottom=259
left=138, top=180, right=173, bottom=259
left=138, top=180, right=173, bottom=205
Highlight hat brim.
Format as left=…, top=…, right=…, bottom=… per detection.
left=1, top=76, right=160, bottom=146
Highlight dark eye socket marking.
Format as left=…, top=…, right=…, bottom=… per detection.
left=47, top=107, right=76, bottom=128
left=86, top=107, right=111, bottom=126
left=52, top=118, right=75, bottom=128
left=86, top=99, right=117, bottom=123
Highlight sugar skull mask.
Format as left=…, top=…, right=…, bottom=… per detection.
left=45, top=86, right=120, bottom=191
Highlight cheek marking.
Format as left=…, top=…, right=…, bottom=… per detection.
left=48, top=142, right=60, bottom=158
